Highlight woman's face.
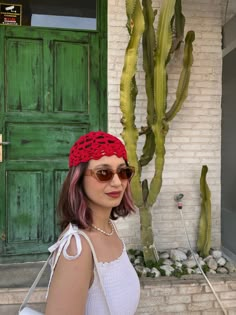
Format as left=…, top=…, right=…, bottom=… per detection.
left=83, top=155, right=128, bottom=213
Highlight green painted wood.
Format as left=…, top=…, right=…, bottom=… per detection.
left=0, top=0, right=107, bottom=263
left=54, top=41, right=89, bottom=113
left=7, top=171, right=43, bottom=243
left=6, top=123, right=85, bottom=160
left=6, top=38, right=44, bottom=112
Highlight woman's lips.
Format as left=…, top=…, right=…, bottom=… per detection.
left=106, top=192, right=122, bottom=198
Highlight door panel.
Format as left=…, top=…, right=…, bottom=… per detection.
left=6, top=123, right=83, bottom=160
left=0, top=19, right=106, bottom=263
left=7, top=171, right=43, bottom=243
left=6, top=37, right=44, bottom=112
left=54, top=41, right=89, bottom=112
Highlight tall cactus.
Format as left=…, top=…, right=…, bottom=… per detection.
left=120, top=0, right=195, bottom=264
left=197, top=165, right=212, bottom=257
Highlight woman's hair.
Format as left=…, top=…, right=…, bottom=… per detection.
left=57, top=162, right=136, bottom=231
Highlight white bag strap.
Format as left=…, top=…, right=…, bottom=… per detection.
left=19, top=254, right=52, bottom=312
left=19, top=229, right=112, bottom=315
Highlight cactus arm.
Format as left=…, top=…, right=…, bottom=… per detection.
left=142, top=0, right=156, bottom=126
left=139, top=130, right=156, bottom=167
left=147, top=131, right=166, bottom=207
left=139, top=0, right=156, bottom=167
left=166, top=31, right=195, bottom=122
left=170, top=0, right=185, bottom=52
left=155, top=0, right=176, bottom=116
left=126, top=0, right=137, bottom=18
left=147, top=0, right=176, bottom=207
left=126, top=0, right=137, bottom=35
left=197, top=165, right=212, bottom=257
left=174, top=0, right=185, bottom=42
left=120, top=0, right=145, bottom=207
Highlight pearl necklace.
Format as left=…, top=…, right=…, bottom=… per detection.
left=91, top=220, right=114, bottom=236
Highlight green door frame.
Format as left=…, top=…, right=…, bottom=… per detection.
left=97, top=0, right=107, bottom=131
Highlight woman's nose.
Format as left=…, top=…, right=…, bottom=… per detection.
left=110, top=173, right=122, bottom=185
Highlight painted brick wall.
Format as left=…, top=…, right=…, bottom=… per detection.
left=108, top=0, right=222, bottom=251
left=136, top=274, right=236, bottom=315
left=2, top=275, right=236, bottom=314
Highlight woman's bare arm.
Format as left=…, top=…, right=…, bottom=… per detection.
left=45, top=235, right=93, bottom=315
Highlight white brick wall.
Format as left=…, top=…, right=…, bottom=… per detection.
left=108, top=0, right=222, bottom=251
left=3, top=275, right=236, bottom=314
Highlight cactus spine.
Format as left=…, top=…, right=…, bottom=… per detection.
left=120, top=0, right=195, bottom=264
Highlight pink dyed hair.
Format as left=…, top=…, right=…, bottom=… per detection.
left=57, top=162, right=136, bottom=231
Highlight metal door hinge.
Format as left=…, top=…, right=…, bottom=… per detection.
left=1, top=232, right=6, bottom=241
left=0, top=142, right=10, bottom=145
left=0, top=134, right=10, bottom=162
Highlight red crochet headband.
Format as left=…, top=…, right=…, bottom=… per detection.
left=69, top=131, right=128, bottom=167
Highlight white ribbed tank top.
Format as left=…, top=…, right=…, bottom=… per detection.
left=48, top=223, right=140, bottom=315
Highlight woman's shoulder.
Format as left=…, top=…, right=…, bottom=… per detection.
left=48, top=223, right=93, bottom=268
left=64, top=224, right=92, bottom=258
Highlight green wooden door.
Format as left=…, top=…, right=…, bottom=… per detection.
left=0, top=18, right=107, bottom=262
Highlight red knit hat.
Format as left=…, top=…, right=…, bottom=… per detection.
left=69, top=131, right=127, bottom=167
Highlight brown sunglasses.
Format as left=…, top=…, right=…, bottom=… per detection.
left=84, top=166, right=135, bottom=182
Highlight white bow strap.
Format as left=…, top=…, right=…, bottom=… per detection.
left=46, top=224, right=82, bottom=296
left=48, top=223, right=82, bottom=270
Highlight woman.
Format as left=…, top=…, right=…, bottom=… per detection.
left=45, top=131, right=140, bottom=315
